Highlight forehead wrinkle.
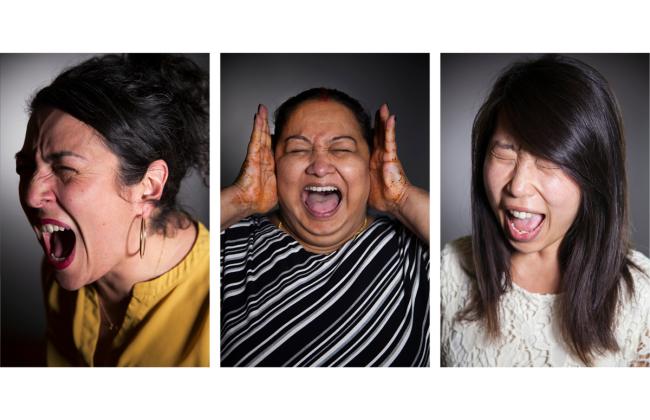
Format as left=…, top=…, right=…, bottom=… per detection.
left=284, top=135, right=312, bottom=144
left=329, top=135, right=357, bottom=144
left=38, top=114, right=107, bottom=163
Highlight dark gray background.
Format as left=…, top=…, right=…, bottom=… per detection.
left=441, top=54, right=650, bottom=256
left=221, top=54, right=429, bottom=192
left=0, top=53, right=210, bottom=366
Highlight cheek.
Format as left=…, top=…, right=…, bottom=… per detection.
left=338, top=157, right=369, bottom=184
left=483, top=162, right=505, bottom=205
left=543, top=176, right=581, bottom=221
left=276, top=158, right=304, bottom=192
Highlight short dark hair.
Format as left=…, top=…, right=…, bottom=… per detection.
left=460, top=54, right=643, bottom=365
left=272, top=87, right=372, bottom=150
left=30, top=54, right=209, bottom=234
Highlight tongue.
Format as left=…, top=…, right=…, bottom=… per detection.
left=512, top=214, right=543, bottom=232
left=305, top=191, right=340, bottom=214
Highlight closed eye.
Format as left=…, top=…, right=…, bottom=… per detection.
left=53, top=165, right=78, bottom=181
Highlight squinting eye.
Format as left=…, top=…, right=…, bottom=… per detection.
left=535, top=159, right=560, bottom=170
left=53, top=165, right=77, bottom=180
left=490, top=144, right=517, bottom=161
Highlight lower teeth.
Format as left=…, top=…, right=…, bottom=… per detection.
left=50, top=253, right=65, bottom=262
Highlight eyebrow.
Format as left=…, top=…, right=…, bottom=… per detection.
left=283, top=135, right=358, bottom=144
left=44, top=151, right=87, bottom=162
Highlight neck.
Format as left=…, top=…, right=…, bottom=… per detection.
left=510, top=243, right=562, bottom=294
left=96, top=221, right=197, bottom=303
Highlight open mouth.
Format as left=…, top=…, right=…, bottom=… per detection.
left=505, top=209, right=545, bottom=242
left=302, top=185, right=342, bottom=218
left=38, top=218, right=76, bottom=270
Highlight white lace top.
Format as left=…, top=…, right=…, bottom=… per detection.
left=441, top=238, right=650, bottom=367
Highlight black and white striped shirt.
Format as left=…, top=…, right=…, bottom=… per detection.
left=220, top=215, right=429, bottom=367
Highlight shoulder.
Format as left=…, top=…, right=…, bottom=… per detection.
left=194, top=221, right=209, bottom=255
left=221, top=215, right=272, bottom=241
left=441, top=236, right=474, bottom=282
left=628, top=249, right=650, bottom=301
left=222, top=214, right=268, bottom=232
left=629, top=249, right=650, bottom=278
left=371, top=215, right=428, bottom=248
left=440, top=236, right=474, bottom=307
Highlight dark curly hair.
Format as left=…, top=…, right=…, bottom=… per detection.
left=30, top=54, right=209, bottom=234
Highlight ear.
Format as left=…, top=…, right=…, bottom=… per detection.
left=139, top=159, right=169, bottom=218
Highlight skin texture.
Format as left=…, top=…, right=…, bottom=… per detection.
left=233, top=105, right=277, bottom=215
left=483, top=116, right=581, bottom=293
left=274, top=100, right=371, bottom=253
left=221, top=99, right=430, bottom=251
left=17, top=109, right=197, bottom=345
left=369, top=104, right=410, bottom=213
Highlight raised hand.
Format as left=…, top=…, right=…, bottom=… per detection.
left=368, top=104, right=429, bottom=243
left=369, top=104, right=411, bottom=214
left=221, top=105, right=277, bottom=230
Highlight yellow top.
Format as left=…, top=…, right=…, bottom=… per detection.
left=44, top=222, right=210, bottom=367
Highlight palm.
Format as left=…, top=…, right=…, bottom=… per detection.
left=234, top=105, right=277, bottom=214
left=368, top=104, right=410, bottom=214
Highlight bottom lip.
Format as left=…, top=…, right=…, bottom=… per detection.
left=505, top=212, right=545, bottom=242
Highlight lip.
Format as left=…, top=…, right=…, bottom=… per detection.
left=38, top=217, right=76, bottom=270
left=502, top=206, right=546, bottom=243
left=301, top=183, right=343, bottom=219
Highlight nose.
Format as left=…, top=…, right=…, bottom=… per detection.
left=306, top=150, right=335, bottom=177
left=23, top=170, right=56, bottom=209
left=507, top=157, right=537, bottom=197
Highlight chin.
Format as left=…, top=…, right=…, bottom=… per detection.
left=301, top=217, right=344, bottom=238
left=53, top=270, right=91, bottom=291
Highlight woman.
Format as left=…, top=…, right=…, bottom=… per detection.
left=15, top=54, right=209, bottom=367
left=441, top=54, right=650, bottom=367
left=221, top=88, right=430, bottom=367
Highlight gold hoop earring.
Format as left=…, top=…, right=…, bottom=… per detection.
left=139, top=216, right=146, bottom=259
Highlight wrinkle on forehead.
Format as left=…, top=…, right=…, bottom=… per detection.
left=283, top=101, right=363, bottom=144
left=25, top=108, right=109, bottom=161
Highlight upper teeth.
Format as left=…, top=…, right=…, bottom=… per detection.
left=510, top=210, right=534, bottom=219
left=40, top=224, right=69, bottom=233
left=305, top=186, right=338, bottom=192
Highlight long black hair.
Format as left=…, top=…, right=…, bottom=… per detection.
left=460, top=54, right=642, bottom=365
left=30, top=53, right=209, bottom=234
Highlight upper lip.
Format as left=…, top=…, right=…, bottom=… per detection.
left=39, top=218, right=72, bottom=229
left=303, top=183, right=342, bottom=192
left=503, top=205, right=544, bottom=215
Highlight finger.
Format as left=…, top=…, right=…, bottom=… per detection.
left=384, top=114, right=398, bottom=159
left=247, top=109, right=263, bottom=156
left=259, top=104, right=269, bottom=135
left=258, top=104, right=273, bottom=149
left=373, top=107, right=385, bottom=150
left=380, top=103, right=390, bottom=123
